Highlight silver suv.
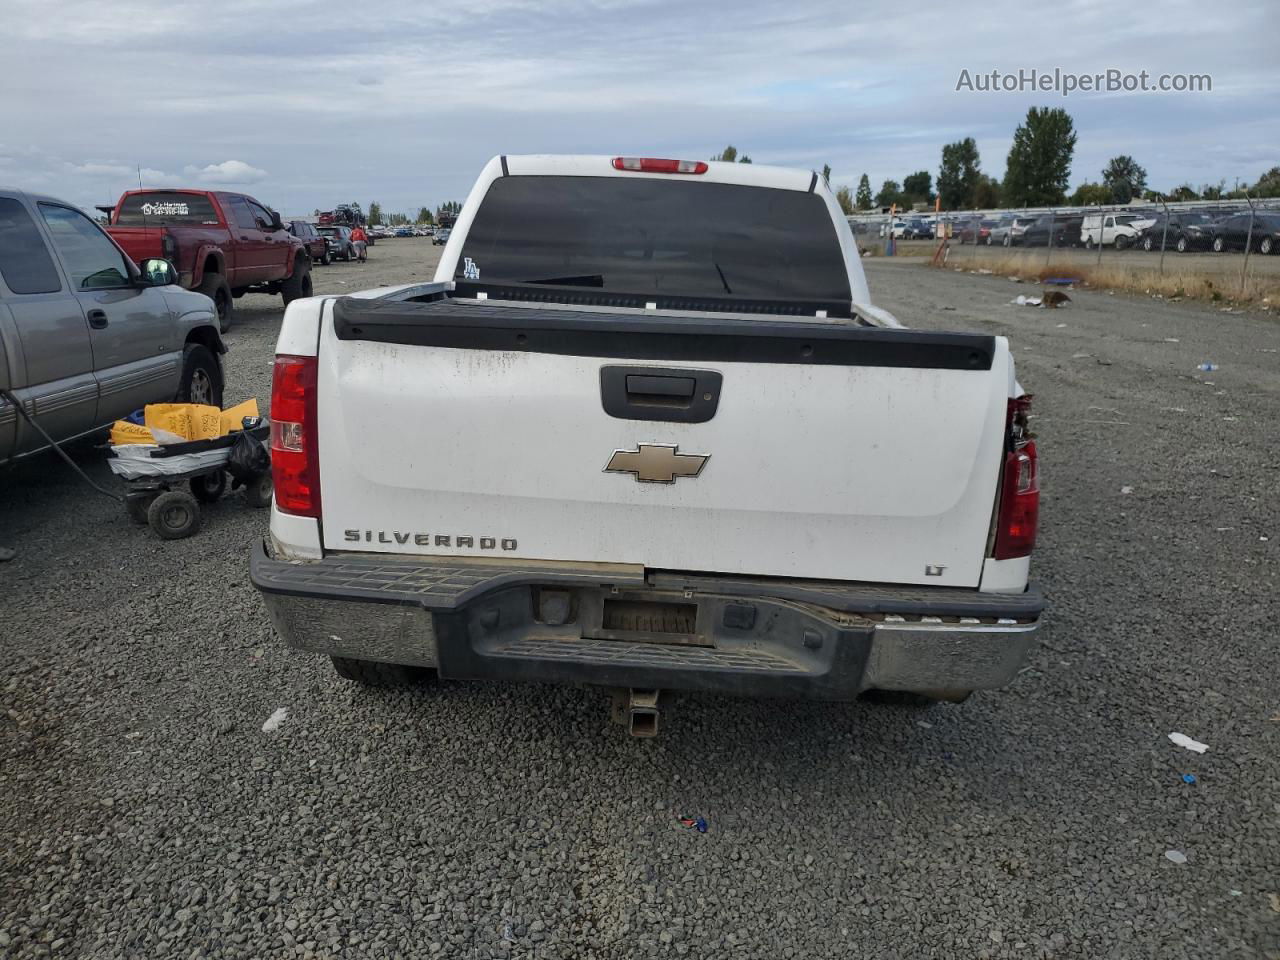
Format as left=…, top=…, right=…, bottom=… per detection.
left=0, top=189, right=226, bottom=466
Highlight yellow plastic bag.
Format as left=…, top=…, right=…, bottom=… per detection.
left=109, top=421, right=156, bottom=446
left=219, top=398, right=260, bottom=435
left=144, top=403, right=222, bottom=441
left=110, top=398, right=260, bottom=446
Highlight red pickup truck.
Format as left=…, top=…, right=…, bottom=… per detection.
left=105, top=189, right=312, bottom=331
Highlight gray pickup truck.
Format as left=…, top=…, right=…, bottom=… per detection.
left=0, top=188, right=226, bottom=466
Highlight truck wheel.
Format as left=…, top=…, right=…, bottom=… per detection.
left=147, top=490, right=202, bottom=540
left=320, top=248, right=331, bottom=266
left=331, top=656, right=437, bottom=687
left=176, top=343, right=224, bottom=407
left=190, top=470, right=227, bottom=504
left=244, top=472, right=273, bottom=508
left=1115, top=235, right=1129, bottom=251
left=281, top=258, right=313, bottom=306
left=197, top=272, right=234, bottom=333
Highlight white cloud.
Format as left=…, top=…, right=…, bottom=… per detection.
left=138, top=167, right=185, bottom=187
left=66, top=162, right=133, bottom=177
left=66, top=163, right=185, bottom=187
left=184, top=160, right=268, bottom=184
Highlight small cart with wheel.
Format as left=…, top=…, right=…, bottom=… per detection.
left=108, top=422, right=272, bottom=540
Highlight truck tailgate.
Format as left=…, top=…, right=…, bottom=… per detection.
left=314, top=297, right=1010, bottom=588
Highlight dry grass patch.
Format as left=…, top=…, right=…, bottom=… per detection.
left=932, top=250, right=1279, bottom=308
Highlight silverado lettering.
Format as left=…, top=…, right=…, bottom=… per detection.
left=343, top=530, right=516, bottom=550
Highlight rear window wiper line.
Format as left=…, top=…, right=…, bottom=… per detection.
left=714, top=261, right=732, bottom=295
left=518, top=274, right=605, bottom=287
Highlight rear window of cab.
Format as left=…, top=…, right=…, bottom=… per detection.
left=456, top=175, right=851, bottom=302
left=115, top=193, right=220, bottom=226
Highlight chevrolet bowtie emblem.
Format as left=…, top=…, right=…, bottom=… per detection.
left=605, top=444, right=709, bottom=484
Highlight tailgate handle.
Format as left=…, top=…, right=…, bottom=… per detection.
left=625, top=374, right=695, bottom=399
left=601, top=366, right=722, bottom=424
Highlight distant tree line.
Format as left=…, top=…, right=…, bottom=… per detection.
left=368, top=128, right=1277, bottom=230
left=364, top=200, right=462, bottom=226
left=806, top=107, right=1278, bottom=216
left=711, top=145, right=752, bottom=163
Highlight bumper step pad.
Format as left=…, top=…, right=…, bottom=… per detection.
left=252, top=541, right=1043, bottom=618
left=483, top=636, right=810, bottom=673
left=251, top=543, right=644, bottom=608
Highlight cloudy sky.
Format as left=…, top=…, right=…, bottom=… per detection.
left=1, top=0, right=1275, bottom=216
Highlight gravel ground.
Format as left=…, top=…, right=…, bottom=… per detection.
left=2, top=240, right=1277, bottom=959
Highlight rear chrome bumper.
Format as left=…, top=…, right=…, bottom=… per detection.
left=251, top=541, right=1044, bottom=699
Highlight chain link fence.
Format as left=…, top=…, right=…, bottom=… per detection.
left=849, top=198, right=1280, bottom=305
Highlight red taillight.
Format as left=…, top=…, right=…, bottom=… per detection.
left=993, top=396, right=1039, bottom=560
left=270, top=355, right=320, bottom=518
left=612, top=157, right=708, bottom=175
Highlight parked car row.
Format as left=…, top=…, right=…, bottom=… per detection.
left=872, top=217, right=934, bottom=240
left=1011, top=209, right=1280, bottom=253
left=1139, top=211, right=1280, bottom=254
left=294, top=220, right=442, bottom=247
left=930, top=208, right=1279, bottom=254
left=368, top=225, right=438, bottom=240
left=988, top=216, right=1038, bottom=246
left=857, top=205, right=1279, bottom=257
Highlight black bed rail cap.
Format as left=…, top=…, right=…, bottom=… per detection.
left=331, top=296, right=996, bottom=370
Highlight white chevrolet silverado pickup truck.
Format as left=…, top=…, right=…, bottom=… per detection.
left=251, top=154, right=1044, bottom=734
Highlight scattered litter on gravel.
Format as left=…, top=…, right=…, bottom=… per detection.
left=261, top=706, right=289, bottom=733
left=1169, top=732, right=1210, bottom=754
